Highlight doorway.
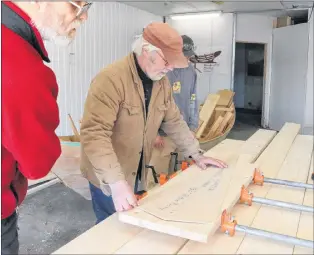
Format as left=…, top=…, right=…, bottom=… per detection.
left=233, top=42, right=266, bottom=129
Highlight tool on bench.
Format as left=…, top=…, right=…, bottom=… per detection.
left=253, top=168, right=313, bottom=190
left=220, top=210, right=313, bottom=248
left=169, top=152, right=195, bottom=173
left=239, top=185, right=313, bottom=213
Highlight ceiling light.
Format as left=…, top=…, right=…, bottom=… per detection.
left=170, top=11, right=222, bottom=20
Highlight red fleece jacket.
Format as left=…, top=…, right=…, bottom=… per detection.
left=1, top=1, right=61, bottom=219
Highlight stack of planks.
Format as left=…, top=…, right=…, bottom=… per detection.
left=52, top=122, right=314, bottom=255
left=196, top=89, right=235, bottom=141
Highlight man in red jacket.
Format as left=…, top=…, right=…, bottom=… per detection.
left=2, top=1, right=91, bottom=254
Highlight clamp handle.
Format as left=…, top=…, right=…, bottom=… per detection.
left=170, top=152, right=179, bottom=172
left=145, top=165, right=159, bottom=184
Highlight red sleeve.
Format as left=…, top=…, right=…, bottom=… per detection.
left=2, top=65, right=62, bottom=180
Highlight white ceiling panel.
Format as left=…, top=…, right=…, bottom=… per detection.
left=117, top=1, right=314, bottom=16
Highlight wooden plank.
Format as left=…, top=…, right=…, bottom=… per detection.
left=120, top=128, right=275, bottom=246
left=116, top=130, right=276, bottom=255
left=52, top=214, right=142, bottom=254
left=214, top=112, right=233, bottom=137
left=178, top=124, right=300, bottom=254
left=216, top=89, right=234, bottom=107
left=203, top=115, right=224, bottom=140
left=52, top=139, right=243, bottom=254
left=255, top=122, right=300, bottom=178
left=196, top=94, right=220, bottom=138
left=294, top=154, right=314, bottom=254
left=237, top=135, right=313, bottom=254
left=215, top=103, right=234, bottom=112
left=119, top=141, right=247, bottom=243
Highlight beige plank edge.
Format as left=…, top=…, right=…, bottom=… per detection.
left=178, top=124, right=300, bottom=254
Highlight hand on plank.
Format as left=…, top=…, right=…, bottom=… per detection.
left=109, top=180, right=139, bottom=212
left=192, top=154, right=228, bottom=170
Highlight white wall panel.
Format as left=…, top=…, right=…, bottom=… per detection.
left=236, top=14, right=274, bottom=128
left=269, top=23, right=309, bottom=132
left=168, top=14, right=235, bottom=106
left=44, top=2, right=161, bottom=136
left=303, top=12, right=313, bottom=135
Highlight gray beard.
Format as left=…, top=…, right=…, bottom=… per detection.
left=31, top=20, right=73, bottom=47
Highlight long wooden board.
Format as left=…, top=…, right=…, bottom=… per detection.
left=178, top=123, right=301, bottom=254
left=52, top=139, right=243, bottom=254
left=118, top=130, right=278, bottom=244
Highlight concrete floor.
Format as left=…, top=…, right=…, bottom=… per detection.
left=19, top=183, right=95, bottom=254
left=18, top=110, right=262, bottom=254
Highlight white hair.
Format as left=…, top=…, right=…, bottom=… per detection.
left=132, top=35, right=160, bottom=56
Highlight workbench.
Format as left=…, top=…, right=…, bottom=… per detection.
left=52, top=124, right=314, bottom=254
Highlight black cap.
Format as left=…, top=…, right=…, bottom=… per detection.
left=182, top=35, right=196, bottom=57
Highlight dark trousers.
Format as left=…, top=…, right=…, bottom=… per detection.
left=1, top=212, right=19, bottom=255
left=89, top=182, right=116, bottom=224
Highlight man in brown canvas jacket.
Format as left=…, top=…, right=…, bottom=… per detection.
left=80, top=22, right=227, bottom=223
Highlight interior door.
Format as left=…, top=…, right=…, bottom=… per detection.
left=269, top=23, right=309, bottom=131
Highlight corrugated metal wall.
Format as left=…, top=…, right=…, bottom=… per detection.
left=44, top=2, right=162, bottom=136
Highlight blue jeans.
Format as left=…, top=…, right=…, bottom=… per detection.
left=89, top=182, right=116, bottom=224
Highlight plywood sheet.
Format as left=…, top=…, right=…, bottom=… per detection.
left=237, top=135, right=313, bottom=254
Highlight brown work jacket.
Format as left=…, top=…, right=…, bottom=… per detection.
left=80, top=53, right=200, bottom=194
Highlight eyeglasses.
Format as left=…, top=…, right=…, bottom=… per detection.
left=69, top=1, right=93, bottom=17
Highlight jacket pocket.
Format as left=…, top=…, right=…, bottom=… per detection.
left=122, top=102, right=140, bottom=115
left=115, top=102, right=142, bottom=135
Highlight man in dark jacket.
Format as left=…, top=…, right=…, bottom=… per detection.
left=2, top=1, right=91, bottom=254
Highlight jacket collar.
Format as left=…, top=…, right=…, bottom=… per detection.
left=2, top=1, right=50, bottom=62
left=128, top=53, right=143, bottom=86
